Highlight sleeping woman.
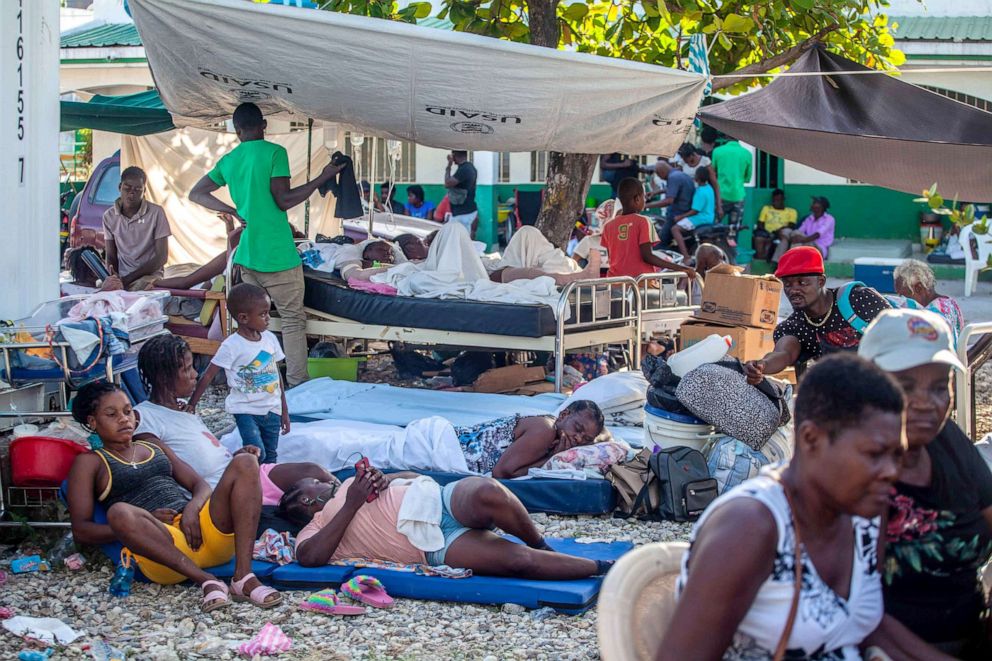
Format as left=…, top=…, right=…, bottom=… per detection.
left=455, top=401, right=605, bottom=478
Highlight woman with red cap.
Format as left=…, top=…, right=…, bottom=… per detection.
left=744, top=246, right=891, bottom=383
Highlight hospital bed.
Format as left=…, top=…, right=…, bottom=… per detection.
left=636, top=271, right=705, bottom=340
left=272, top=270, right=643, bottom=393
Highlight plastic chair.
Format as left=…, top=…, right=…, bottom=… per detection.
left=598, top=541, right=688, bottom=661
left=960, top=223, right=992, bottom=297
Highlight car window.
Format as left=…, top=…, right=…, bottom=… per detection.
left=91, top=164, right=121, bottom=205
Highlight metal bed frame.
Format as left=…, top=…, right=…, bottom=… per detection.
left=636, top=272, right=705, bottom=340
left=273, top=276, right=643, bottom=393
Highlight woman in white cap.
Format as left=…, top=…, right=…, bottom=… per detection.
left=659, top=354, right=941, bottom=660
left=859, top=308, right=992, bottom=659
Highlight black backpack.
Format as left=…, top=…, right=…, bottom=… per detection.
left=635, top=447, right=718, bottom=522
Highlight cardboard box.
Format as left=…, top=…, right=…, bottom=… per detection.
left=697, top=264, right=782, bottom=330
left=679, top=320, right=775, bottom=363
left=472, top=365, right=547, bottom=394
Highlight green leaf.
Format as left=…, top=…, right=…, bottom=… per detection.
left=928, top=194, right=944, bottom=210
left=933, top=208, right=952, bottom=216
left=717, top=31, right=732, bottom=51
left=701, top=23, right=718, bottom=34
left=722, top=13, right=755, bottom=33
left=567, top=2, right=589, bottom=21
left=793, top=0, right=815, bottom=8
left=410, top=1, right=431, bottom=19
left=929, top=182, right=938, bottom=196
left=656, top=0, right=672, bottom=25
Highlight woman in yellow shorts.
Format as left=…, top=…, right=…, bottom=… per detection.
left=66, top=382, right=281, bottom=612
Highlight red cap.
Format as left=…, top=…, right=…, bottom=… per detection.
left=775, top=246, right=824, bottom=278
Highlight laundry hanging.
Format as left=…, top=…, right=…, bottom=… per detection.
left=699, top=46, right=992, bottom=201
left=127, top=0, right=706, bottom=156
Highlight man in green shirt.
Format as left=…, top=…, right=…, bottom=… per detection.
left=710, top=136, right=752, bottom=233
left=189, top=103, right=345, bottom=387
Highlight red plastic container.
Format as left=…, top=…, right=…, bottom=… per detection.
left=9, top=436, right=89, bottom=487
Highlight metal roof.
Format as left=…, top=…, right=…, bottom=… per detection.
left=891, top=16, right=992, bottom=43
left=61, top=23, right=142, bottom=48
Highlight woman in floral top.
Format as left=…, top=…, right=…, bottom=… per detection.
left=860, top=308, right=992, bottom=658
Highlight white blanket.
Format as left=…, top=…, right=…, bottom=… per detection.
left=371, top=223, right=563, bottom=313
left=492, top=226, right=581, bottom=274
left=220, top=417, right=472, bottom=474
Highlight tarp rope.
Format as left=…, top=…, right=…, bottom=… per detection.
left=712, top=66, right=992, bottom=80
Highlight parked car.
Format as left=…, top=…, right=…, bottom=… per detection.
left=68, top=152, right=120, bottom=252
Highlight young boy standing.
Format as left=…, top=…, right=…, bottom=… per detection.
left=188, top=283, right=289, bottom=464
left=189, top=102, right=344, bottom=388
left=601, top=178, right=696, bottom=281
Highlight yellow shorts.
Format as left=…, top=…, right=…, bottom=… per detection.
left=132, top=500, right=235, bottom=585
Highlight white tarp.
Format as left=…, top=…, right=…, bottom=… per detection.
left=121, top=126, right=341, bottom=266
left=128, top=0, right=706, bottom=155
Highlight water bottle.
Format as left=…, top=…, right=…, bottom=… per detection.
left=668, top=334, right=733, bottom=377
left=108, top=551, right=135, bottom=598
left=48, top=532, right=75, bottom=567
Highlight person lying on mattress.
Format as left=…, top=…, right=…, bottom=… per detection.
left=486, top=225, right=603, bottom=286
left=133, top=334, right=333, bottom=506
left=457, top=401, right=605, bottom=478
left=286, top=470, right=613, bottom=579
left=395, top=233, right=429, bottom=261
left=66, top=382, right=282, bottom=611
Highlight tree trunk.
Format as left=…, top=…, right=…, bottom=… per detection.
left=523, top=0, right=594, bottom=250
left=535, top=152, right=598, bottom=248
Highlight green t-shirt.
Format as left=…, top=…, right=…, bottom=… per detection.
left=711, top=140, right=752, bottom=203
left=208, top=140, right=300, bottom=272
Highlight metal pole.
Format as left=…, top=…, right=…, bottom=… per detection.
left=304, top=118, right=314, bottom=237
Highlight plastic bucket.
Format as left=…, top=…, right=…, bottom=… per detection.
left=643, top=406, right=717, bottom=452
left=10, top=436, right=89, bottom=486
left=307, top=357, right=367, bottom=382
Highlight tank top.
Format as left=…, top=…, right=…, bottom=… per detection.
left=95, top=441, right=190, bottom=513
left=676, top=474, right=883, bottom=660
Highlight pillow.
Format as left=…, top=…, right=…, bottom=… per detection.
left=606, top=407, right=644, bottom=428
left=541, top=441, right=630, bottom=475
left=556, top=371, right=648, bottom=415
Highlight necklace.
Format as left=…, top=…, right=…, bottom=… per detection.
left=107, top=444, right=140, bottom=470
left=802, top=293, right=834, bottom=328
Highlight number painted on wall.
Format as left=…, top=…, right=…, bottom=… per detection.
left=15, top=0, right=26, bottom=186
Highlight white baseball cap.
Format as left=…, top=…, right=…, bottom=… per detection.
left=858, top=308, right=965, bottom=373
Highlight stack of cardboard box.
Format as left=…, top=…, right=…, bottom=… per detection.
left=679, top=264, right=783, bottom=363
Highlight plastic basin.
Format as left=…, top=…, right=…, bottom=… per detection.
left=307, top=357, right=367, bottom=382
left=10, top=436, right=89, bottom=487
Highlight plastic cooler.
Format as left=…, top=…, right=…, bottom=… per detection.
left=643, top=405, right=718, bottom=452
left=852, top=258, right=906, bottom=294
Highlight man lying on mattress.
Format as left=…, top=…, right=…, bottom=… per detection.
left=285, top=468, right=614, bottom=578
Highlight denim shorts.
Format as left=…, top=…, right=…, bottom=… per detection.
left=424, top=481, right=472, bottom=567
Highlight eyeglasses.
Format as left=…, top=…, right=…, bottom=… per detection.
left=300, top=484, right=338, bottom=507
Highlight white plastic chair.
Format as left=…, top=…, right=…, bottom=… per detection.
left=960, top=223, right=992, bottom=297
left=598, top=541, right=688, bottom=661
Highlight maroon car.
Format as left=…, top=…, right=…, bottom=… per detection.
left=68, top=152, right=120, bottom=252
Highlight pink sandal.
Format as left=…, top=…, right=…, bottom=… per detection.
left=200, top=579, right=231, bottom=613
left=299, top=589, right=366, bottom=616
left=230, top=572, right=283, bottom=609
left=341, top=575, right=394, bottom=608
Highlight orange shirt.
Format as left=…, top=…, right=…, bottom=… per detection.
left=602, top=213, right=659, bottom=279
left=295, top=478, right=424, bottom=564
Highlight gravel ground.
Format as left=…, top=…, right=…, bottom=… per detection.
left=0, top=353, right=987, bottom=660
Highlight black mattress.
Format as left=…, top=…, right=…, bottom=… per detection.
left=304, top=269, right=557, bottom=337
left=303, top=269, right=633, bottom=338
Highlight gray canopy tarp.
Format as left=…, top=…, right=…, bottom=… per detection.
left=699, top=46, right=992, bottom=201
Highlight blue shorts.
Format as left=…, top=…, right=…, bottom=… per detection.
left=424, top=481, right=473, bottom=567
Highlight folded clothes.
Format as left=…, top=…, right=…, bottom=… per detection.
left=253, top=529, right=296, bottom=566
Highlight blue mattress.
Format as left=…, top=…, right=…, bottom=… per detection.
left=271, top=537, right=633, bottom=614
left=330, top=467, right=616, bottom=516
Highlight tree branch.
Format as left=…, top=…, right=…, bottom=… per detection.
left=710, top=24, right=839, bottom=91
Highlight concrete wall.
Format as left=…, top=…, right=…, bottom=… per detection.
left=2, top=0, right=61, bottom=318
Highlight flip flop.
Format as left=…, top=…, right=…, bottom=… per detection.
left=230, top=572, right=283, bottom=609
left=341, top=575, right=394, bottom=609
left=299, top=589, right=366, bottom=616
left=200, top=579, right=231, bottom=613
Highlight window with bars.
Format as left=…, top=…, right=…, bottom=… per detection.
left=497, top=152, right=511, bottom=183
left=921, top=86, right=992, bottom=113
left=343, top=133, right=417, bottom=183
left=289, top=121, right=310, bottom=133
left=530, top=151, right=549, bottom=182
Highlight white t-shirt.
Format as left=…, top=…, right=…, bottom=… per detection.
left=135, top=401, right=232, bottom=489
left=211, top=331, right=285, bottom=416
left=673, top=153, right=711, bottom=178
